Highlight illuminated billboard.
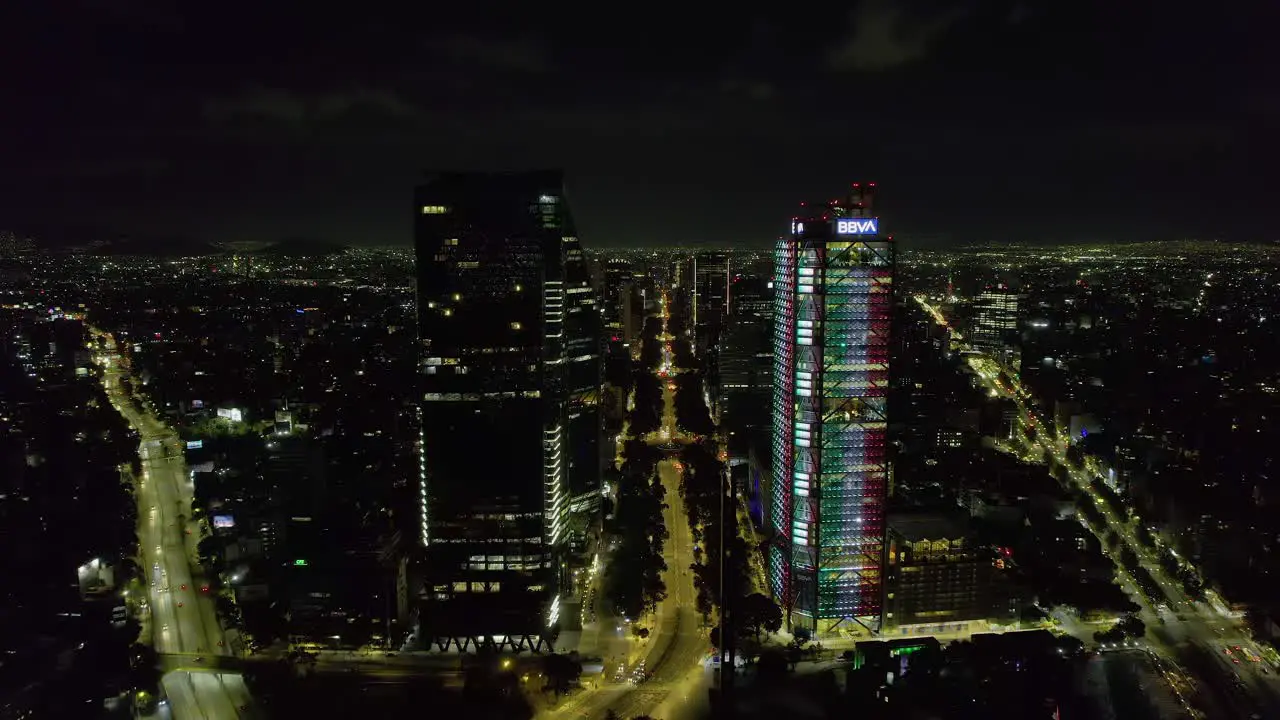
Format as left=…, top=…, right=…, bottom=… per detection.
left=186, top=440, right=203, bottom=450
left=212, top=515, right=235, bottom=529
left=834, top=218, right=878, bottom=235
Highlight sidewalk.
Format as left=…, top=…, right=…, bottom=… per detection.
left=766, top=618, right=1057, bottom=651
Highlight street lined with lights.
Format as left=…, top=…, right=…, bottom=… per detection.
left=92, top=328, right=253, bottom=719
left=916, top=296, right=1280, bottom=718
left=547, top=292, right=710, bottom=720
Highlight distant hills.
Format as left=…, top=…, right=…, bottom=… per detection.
left=212, top=238, right=347, bottom=256
left=99, top=236, right=224, bottom=256
left=7, top=226, right=348, bottom=257
left=4, top=225, right=217, bottom=256
left=250, top=237, right=348, bottom=256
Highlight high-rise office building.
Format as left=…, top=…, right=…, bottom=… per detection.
left=563, top=239, right=603, bottom=520
left=971, top=285, right=1021, bottom=368
left=718, top=273, right=773, bottom=453
left=601, top=259, right=633, bottom=332
left=769, top=183, right=893, bottom=635
left=693, top=250, right=731, bottom=354
left=413, top=171, right=598, bottom=650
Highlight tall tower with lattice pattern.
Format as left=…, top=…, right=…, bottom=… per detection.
left=769, top=183, right=893, bottom=635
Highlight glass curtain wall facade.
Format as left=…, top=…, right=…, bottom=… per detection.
left=769, top=183, right=893, bottom=634
left=413, top=170, right=590, bottom=649
left=562, top=237, right=603, bottom=517
left=971, top=286, right=1021, bottom=369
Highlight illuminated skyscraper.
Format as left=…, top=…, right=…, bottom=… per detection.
left=971, top=285, right=1021, bottom=368
left=769, top=183, right=893, bottom=634
left=693, top=250, right=731, bottom=349
left=413, top=171, right=598, bottom=650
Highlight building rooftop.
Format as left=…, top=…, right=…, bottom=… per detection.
left=888, top=512, right=971, bottom=542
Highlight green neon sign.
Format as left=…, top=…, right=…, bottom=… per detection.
left=294, top=559, right=308, bottom=566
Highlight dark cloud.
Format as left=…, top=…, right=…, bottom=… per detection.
left=1086, top=121, right=1235, bottom=153
left=76, top=0, right=187, bottom=32
left=720, top=79, right=777, bottom=102
left=513, top=104, right=704, bottom=142
left=1006, top=3, right=1034, bottom=25
left=434, top=34, right=550, bottom=74
left=202, top=87, right=420, bottom=129
left=827, top=0, right=970, bottom=71
left=32, top=158, right=172, bottom=181
left=1, top=2, right=1273, bottom=247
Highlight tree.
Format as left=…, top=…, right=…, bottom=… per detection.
left=215, top=594, right=239, bottom=624
left=1093, top=627, right=1124, bottom=644
left=1180, top=569, right=1206, bottom=601
left=639, top=317, right=664, bottom=371
left=1119, top=546, right=1139, bottom=571
left=672, top=374, right=715, bottom=436
left=603, top=550, right=646, bottom=619
left=1116, top=613, right=1146, bottom=638
left=1051, top=463, right=1069, bottom=484
left=695, top=584, right=713, bottom=620
left=667, top=291, right=690, bottom=338
left=542, top=653, right=583, bottom=696
left=1135, top=523, right=1155, bottom=548
left=641, top=567, right=667, bottom=613
left=620, top=438, right=661, bottom=476
left=1065, top=444, right=1085, bottom=468
left=737, top=593, right=783, bottom=642
left=197, top=535, right=223, bottom=574
left=1077, top=496, right=1104, bottom=527
left=627, top=373, right=663, bottom=437
left=128, top=643, right=161, bottom=697
left=603, top=459, right=668, bottom=618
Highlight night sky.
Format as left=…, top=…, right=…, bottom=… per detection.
left=2, top=1, right=1275, bottom=248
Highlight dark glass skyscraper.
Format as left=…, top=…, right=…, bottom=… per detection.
left=693, top=250, right=731, bottom=355
left=561, top=234, right=603, bottom=517
left=769, top=183, right=893, bottom=635
left=413, top=171, right=599, bottom=649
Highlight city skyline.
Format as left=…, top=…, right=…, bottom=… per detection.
left=6, top=2, right=1280, bottom=717
left=3, top=2, right=1273, bottom=248
left=7, top=231, right=1280, bottom=717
